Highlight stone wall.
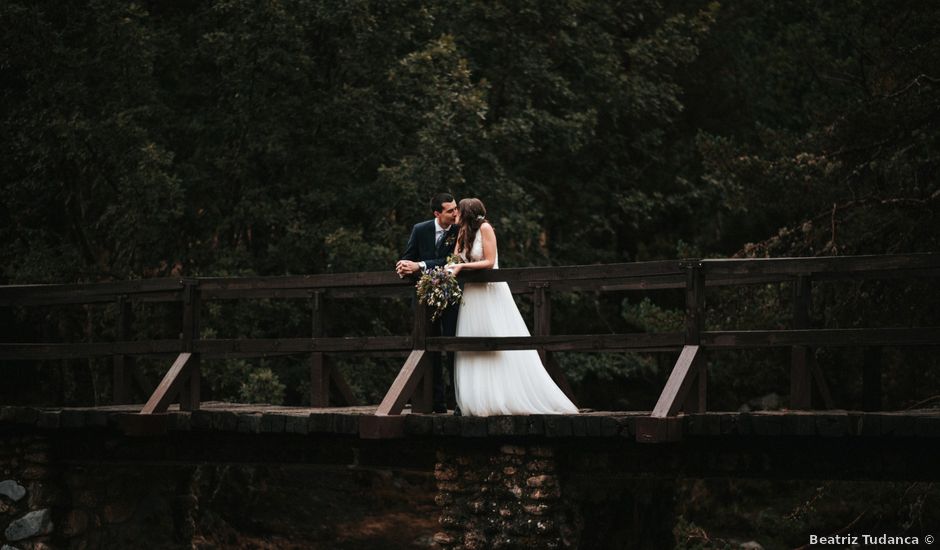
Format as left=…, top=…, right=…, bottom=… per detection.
left=433, top=444, right=581, bottom=549
left=1, top=435, right=58, bottom=550
left=432, top=442, right=677, bottom=550
left=2, top=430, right=675, bottom=549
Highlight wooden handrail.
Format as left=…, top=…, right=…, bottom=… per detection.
left=1, top=253, right=937, bottom=424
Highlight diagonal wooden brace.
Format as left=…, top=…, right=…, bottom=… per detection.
left=140, top=352, right=192, bottom=414
left=637, top=345, right=704, bottom=443
left=375, top=349, right=430, bottom=416
left=652, top=345, right=704, bottom=417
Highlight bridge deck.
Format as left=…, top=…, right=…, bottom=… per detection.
left=3, top=402, right=940, bottom=440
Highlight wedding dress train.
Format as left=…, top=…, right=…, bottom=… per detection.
left=454, top=232, right=578, bottom=416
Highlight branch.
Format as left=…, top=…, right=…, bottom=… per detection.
left=734, top=194, right=939, bottom=258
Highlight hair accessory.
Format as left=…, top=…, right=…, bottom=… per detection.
left=476, top=215, right=485, bottom=221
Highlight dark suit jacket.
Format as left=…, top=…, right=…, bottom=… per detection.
left=401, top=219, right=458, bottom=271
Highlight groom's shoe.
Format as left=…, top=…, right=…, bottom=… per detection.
left=433, top=404, right=448, bottom=414
left=453, top=406, right=462, bottom=417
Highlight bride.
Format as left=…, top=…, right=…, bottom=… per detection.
left=446, top=198, right=578, bottom=416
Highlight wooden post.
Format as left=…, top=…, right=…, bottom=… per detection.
left=790, top=275, right=813, bottom=409
left=684, top=262, right=705, bottom=345
left=179, top=281, right=201, bottom=411
left=681, top=262, right=706, bottom=413
left=532, top=282, right=576, bottom=405
left=310, top=291, right=330, bottom=407
left=639, top=261, right=705, bottom=441
left=112, top=295, right=134, bottom=404
left=410, top=301, right=434, bottom=413
left=862, top=346, right=882, bottom=411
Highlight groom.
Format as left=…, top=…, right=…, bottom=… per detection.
left=396, top=192, right=459, bottom=414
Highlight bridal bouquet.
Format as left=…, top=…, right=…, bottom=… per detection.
left=416, top=265, right=462, bottom=322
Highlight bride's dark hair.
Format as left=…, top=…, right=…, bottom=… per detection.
left=456, top=198, right=491, bottom=253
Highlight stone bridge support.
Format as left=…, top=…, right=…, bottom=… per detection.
left=432, top=442, right=675, bottom=550
left=1, top=434, right=57, bottom=549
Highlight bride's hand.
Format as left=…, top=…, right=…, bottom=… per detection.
left=447, top=263, right=463, bottom=276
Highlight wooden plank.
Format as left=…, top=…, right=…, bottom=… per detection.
left=862, top=347, right=882, bottom=411
left=651, top=345, right=703, bottom=417
left=375, top=350, right=429, bottom=416
left=309, top=291, right=329, bottom=407
left=701, top=327, right=940, bottom=348
left=790, top=275, right=813, bottom=409
left=0, top=290, right=183, bottom=307
left=811, top=359, right=835, bottom=409
left=407, top=299, right=432, bottom=413
left=329, top=367, right=359, bottom=406
left=202, top=286, right=411, bottom=300
left=683, top=362, right=707, bottom=413
left=813, top=267, right=940, bottom=282
left=140, top=353, right=192, bottom=414
left=427, top=333, right=685, bottom=352
left=791, top=347, right=813, bottom=409
left=0, top=278, right=184, bottom=306
left=635, top=416, right=683, bottom=443
left=410, top=366, right=434, bottom=414
left=310, top=353, right=330, bottom=407
left=459, top=260, right=685, bottom=284
left=3, top=253, right=934, bottom=307
left=532, top=283, right=577, bottom=406
left=179, top=283, right=201, bottom=411
left=701, top=253, right=940, bottom=276
left=112, top=296, right=133, bottom=404
left=194, top=336, right=412, bottom=355
left=0, top=340, right=183, bottom=360
left=684, top=263, right=704, bottom=345
left=359, top=415, right=405, bottom=439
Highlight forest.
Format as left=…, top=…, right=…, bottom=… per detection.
left=1, top=1, right=938, bottom=546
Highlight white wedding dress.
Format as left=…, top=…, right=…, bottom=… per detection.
left=454, top=231, right=579, bottom=416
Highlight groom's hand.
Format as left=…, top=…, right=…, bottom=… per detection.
left=396, top=260, right=420, bottom=276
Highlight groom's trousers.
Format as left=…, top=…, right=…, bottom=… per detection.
left=432, top=303, right=459, bottom=410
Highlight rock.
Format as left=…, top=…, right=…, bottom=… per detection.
left=432, top=532, right=454, bottom=545
left=412, top=533, right=436, bottom=547
left=500, top=445, right=526, bottom=456
left=526, top=475, right=554, bottom=488
left=103, top=501, right=136, bottom=524
left=0, top=480, right=26, bottom=502
left=63, top=509, right=90, bottom=537
left=529, top=447, right=554, bottom=457
left=529, top=486, right=561, bottom=500
left=19, top=467, right=49, bottom=481
left=22, top=454, right=49, bottom=465
left=434, top=466, right=458, bottom=481
left=525, top=460, right=555, bottom=473
left=740, top=542, right=764, bottom=550
left=3, top=545, right=22, bottom=550
left=523, top=504, right=550, bottom=516
left=4, top=509, right=53, bottom=541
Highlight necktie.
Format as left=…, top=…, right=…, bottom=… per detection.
left=436, top=231, right=444, bottom=247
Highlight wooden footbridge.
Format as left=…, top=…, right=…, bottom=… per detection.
left=2, top=253, right=939, bottom=479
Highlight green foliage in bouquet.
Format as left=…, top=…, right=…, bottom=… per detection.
left=416, top=266, right=462, bottom=322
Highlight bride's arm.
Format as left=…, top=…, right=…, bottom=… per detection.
left=450, top=224, right=496, bottom=274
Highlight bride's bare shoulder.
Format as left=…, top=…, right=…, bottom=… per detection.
left=480, top=222, right=495, bottom=233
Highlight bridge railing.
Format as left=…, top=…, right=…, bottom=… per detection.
left=1, top=254, right=938, bottom=433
